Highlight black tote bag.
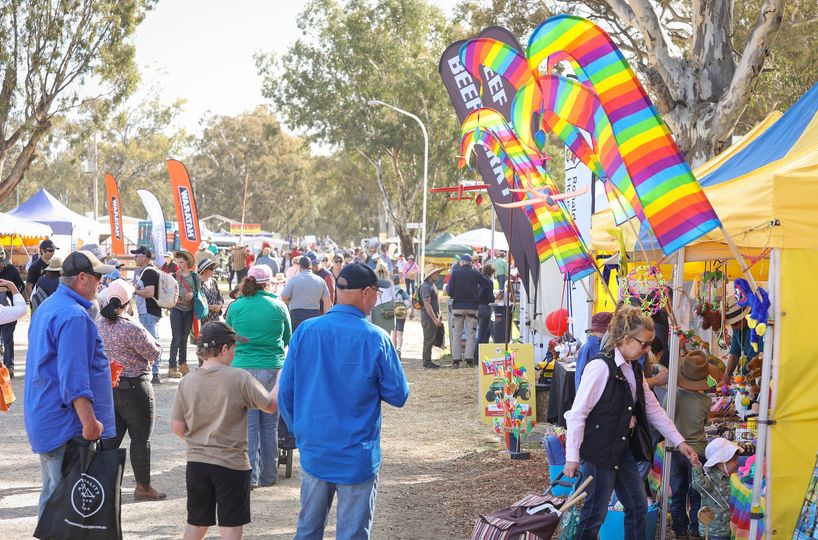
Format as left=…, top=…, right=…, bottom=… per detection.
left=35, top=438, right=126, bottom=540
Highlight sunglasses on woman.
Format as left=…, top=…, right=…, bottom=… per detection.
left=629, top=335, right=652, bottom=350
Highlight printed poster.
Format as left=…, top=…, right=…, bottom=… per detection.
left=794, top=452, right=818, bottom=539
left=478, top=343, right=536, bottom=425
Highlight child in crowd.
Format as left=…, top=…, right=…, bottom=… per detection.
left=692, top=438, right=741, bottom=540
left=170, top=322, right=278, bottom=540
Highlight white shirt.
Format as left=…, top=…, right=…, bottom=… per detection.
left=0, top=293, right=27, bottom=325
left=565, top=348, right=685, bottom=462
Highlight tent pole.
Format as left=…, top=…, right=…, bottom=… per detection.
left=659, top=247, right=685, bottom=540
left=748, top=248, right=778, bottom=540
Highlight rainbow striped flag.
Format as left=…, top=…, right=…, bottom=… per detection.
left=460, top=108, right=596, bottom=280
left=527, top=15, right=721, bottom=254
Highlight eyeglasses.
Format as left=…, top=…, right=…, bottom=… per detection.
left=628, top=335, right=652, bottom=351
left=84, top=271, right=103, bottom=281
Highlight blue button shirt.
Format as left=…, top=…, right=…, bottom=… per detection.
left=278, top=304, right=409, bottom=484
left=730, top=324, right=763, bottom=361
left=24, top=284, right=116, bottom=453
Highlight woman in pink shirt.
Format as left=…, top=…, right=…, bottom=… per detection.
left=562, top=306, right=698, bottom=539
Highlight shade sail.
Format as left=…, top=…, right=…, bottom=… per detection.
left=0, top=211, right=53, bottom=239
left=9, top=189, right=100, bottom=238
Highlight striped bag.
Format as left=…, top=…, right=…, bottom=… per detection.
left=470, top=494, right=564, bottom=540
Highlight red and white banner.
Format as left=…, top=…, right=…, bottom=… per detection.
left=105, top=173, right=125, bottom=255
left=166, top=159, right=201, bottom=254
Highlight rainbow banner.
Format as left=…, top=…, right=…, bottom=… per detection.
left=526, top=15, right=721, bottom=254
left=460, top=108, right=596, bottom=280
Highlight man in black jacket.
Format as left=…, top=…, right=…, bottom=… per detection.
left=445, top=254, right=482, bottom=367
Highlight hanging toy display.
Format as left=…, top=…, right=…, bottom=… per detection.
left=732, top=278, right=771, bottom=353
left=694, top=268, right=726, bottom=332
left=625, top=265, right=670, bottom=316
left=484, top=351, right=535, bottom=459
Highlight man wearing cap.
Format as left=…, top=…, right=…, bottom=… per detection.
left=419, top=265, right=444, bottom=369
left=0, top=247, right=25, bottom=377
left=718, top=282, right=764, bottom=387
left=574, top=312, right=613, bottom=389
left=446, top=254, right=482, bottom=367
left=25, top=239, right=58, bottom=297
left=279, top=263, right=409, bottom=539
left=24, top=250, right=117, bottom=518
left=171, top=321, right=278, bottom=539
left=280, top=255, right=331, bottom=330
left=195, top=241, right=218, bottom=266
left=131, top=246, right=165, bottom=384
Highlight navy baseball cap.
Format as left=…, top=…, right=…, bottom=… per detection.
left=130, top=245, right=153, bottom=258
left=336, top=263, right=391, bottom=290
left=461, top=254, right=473, bottom=263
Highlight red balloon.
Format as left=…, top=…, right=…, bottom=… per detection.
left=546, top=309, right=569, bottom=337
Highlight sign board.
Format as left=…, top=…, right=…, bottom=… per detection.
left=478, top=343, right=536, bottom=424
left=406, top=223, right=422, bottom=229
left=795, top=452, right=818, bottom=539
left=230, top=223, right=261, bottom=235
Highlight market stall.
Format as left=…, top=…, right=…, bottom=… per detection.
left=9, top=189, right=100, bottom=252
left=0, top=211, right=53, bottom=266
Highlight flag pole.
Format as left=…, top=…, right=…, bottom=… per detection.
left=240, top=172, right=249, bottom=244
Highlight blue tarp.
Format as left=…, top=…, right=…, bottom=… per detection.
left=699, top=81, right=818, bottom=188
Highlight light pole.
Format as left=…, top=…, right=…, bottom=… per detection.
left=367, top=99, right=429, bottom=281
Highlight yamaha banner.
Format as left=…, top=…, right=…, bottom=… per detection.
left=105, top=173, right=125, bottom=256
left=166, top=159, right=202, bottom=254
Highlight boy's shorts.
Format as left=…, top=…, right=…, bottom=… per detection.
left=186, top=461, right=251, bottom=527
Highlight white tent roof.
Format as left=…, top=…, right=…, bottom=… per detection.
left=0, top=211, right=53, bottom=239
left=444, top=228, right=508, bottom=251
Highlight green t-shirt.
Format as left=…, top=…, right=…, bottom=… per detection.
left=672, top=387, right=711, bottom=456
left=493, top=258, right=508, bottom=276
left=226, top=291, right=292, bottom=369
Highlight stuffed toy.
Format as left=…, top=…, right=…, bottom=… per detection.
left=695, top=270, right=726, bottom=332
left=733, top=278, right=771, bottom=352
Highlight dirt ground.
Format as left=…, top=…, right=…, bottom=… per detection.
left=0, top=314, right=553, bottom=539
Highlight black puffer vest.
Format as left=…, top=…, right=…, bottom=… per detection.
left=579, top=351, right=649, bottom=469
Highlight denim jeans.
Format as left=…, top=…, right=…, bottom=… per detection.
left=294, top=469, right=379, bottom=540
left=1, top=320, right=16, bottom=368
left=496, top=275, right=506, bottom=292
left=245, top=368, right=280, bottom=486
left=290, top=308, right=321, bottom=331
left=139, top=313, right=162, bottom=375
left=38, top=444, right=66, bottom=519
left=670, top=453, right=703, bottom=534
left=169, top=308, right=194, bottom=367
left=576, top=450, right=647, bottom=540
left=477, top=304, right=492, bottom=344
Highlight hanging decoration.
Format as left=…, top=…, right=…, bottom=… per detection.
left=625, top=265, right=670, bottom=316
left=483, top=351, right=535, bottom=457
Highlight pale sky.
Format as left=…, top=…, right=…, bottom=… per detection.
left=133, top=0, right=460, bottom=134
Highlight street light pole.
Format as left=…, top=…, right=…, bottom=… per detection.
left=367, top=99, right=429, bottom=281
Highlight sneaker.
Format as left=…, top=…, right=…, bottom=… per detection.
left=452, top=361, right=461, bottom=369
left=151, top=374, right=161, bottom=384
left=423, top=362, right=441, bottom=369
left=179, top=364, right=190, bottom=376
left=167, top=368, right=183, bottom=379
left=7, top=367, right=14, bottom=379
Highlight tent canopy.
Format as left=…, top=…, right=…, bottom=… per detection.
left=443, top=228, right=509, bottom=251
left=0, top=211, right=53, bottom=240
left=591, top=81, right=818, bottom=258
left=425, top=232, right=471, bottom=258
left=10, top=189, right=100, bottom=237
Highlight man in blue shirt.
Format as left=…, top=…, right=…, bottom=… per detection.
left=719, top=286, right=764, bottom=386
left=24, top=250, right=116, bottom=518
left=278, top=263, right=409, bottom=540
left=574, top=311, right=613, bottom=389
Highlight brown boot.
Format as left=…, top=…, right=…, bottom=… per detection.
left=179, top=363, right=190, bottom=376
left=134, top=482, right=167, bottom=502
left=167, top=368, right=182, bottom=379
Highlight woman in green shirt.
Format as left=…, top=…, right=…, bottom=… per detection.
left=226, top=264, right=292, bottom=488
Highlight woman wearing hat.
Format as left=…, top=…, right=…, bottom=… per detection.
left=669, top=350, right=721, bottom=537
left=30, top=256, right=63, bottom=313
left=96, top=279, right=166, bottom=501
left=226, top=265, right=291, bottom=488
left=197, top=258, right=223, bottom=328
left=403, top=254, right=419, bottom=299
left=169, top=250, right=200, bottom=377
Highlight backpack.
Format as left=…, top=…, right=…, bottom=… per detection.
left=394, top=302, right=407, bottom=319
left=412, top=287, right=423, bottom=310
left=155, top=268, right=179, bottom=309
left=30, top=286, right=49, bottom=313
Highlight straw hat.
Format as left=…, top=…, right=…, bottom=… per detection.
left=725, top=282, right=750, bottom=325
left=47, top=256, right=63, bottom=272
left=424, top=264, right=443, bottom=278
left=678, top=350, right=720, bottom=391
left=173, top=250, right=195, bottom=267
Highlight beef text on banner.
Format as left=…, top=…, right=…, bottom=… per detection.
left=105, top=173, right=125, bottom=256
left=166, top=159, right=201, bottom=254
left=438, top=27, right=539, bottom=295
left=137, top=189, right=168, bottom=261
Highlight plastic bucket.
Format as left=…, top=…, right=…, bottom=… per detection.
left=599, top=505, right=659, bottom=539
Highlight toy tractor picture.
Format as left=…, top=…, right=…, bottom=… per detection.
left=485, top=377, right=532, bottom=402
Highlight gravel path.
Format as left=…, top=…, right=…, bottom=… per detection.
left=0, top=314, right=550, bottom=539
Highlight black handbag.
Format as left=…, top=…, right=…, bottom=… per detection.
left=35, top=438, right=126, bottom=540
left=433, top=323, right=445, bottom=348
left=629, top=422, right=653, bottom=462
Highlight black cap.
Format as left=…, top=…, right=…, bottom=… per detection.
left=130, top=245, right=153, bottom=258
left=299, top=256, right=312, bottom=268
left=198, top=321, right=249, bottom=348
left=62, top=250, right=116, bottom=277
left=40, top=239, right=57, bottom=251
left=336, top=262, right=391, bottom=290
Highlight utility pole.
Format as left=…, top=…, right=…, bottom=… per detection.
left=92, top=131, right=99, bottom=219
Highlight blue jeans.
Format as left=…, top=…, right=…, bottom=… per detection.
left=139, top=313, right=161, bottom=375
left=477, top=304, right=492, bottom=344
left=290, top=308, right=321, bottom=331
left=295, top=469, right=379, bottom=540
left=576, top=450, right=646, bottom=540
left=670, top=453, right=703, bottom=534
left=1, top=320, right=16, bottom=368
left=245, top=368, right=280, bottom=486
left=169, top=308, right=194, bottom=367
left=497, top=275, right=506, bottom=292
left=38, top=444, right=66, bottom=519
